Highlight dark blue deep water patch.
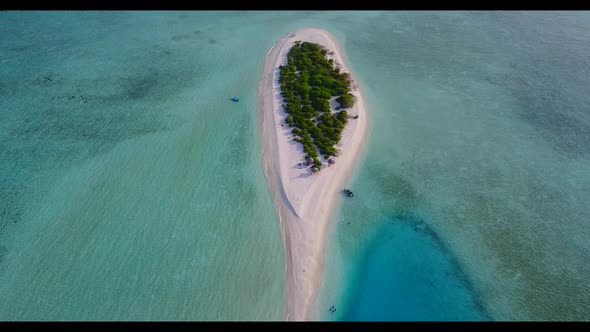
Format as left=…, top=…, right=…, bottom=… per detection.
left=338, top=214, right=488, bottom=321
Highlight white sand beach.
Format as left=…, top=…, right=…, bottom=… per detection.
left=258, top=28, right=368, bottom=321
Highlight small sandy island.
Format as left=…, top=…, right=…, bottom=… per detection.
left=258, top=28, right=368, bottom=321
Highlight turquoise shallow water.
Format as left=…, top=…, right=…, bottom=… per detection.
left=1, top=11, right=589, bottom=320
left=0, top=11, right=291, bottom=320
left=317, top=11, right=590, bottom=321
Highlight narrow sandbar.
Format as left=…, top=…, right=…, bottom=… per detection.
left=258, top=28, right=368, bottom=321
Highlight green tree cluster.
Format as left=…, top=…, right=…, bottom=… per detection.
left=336, top=94, right=355, bottom=109
left=278, top=41, right=354, bottom=171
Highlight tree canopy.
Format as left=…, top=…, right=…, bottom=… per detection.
left=278, top=41, right=355, bottom=171
left=336, top=94, right=355, bottom=109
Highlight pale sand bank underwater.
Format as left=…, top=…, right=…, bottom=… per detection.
left=258, top=28, right=368, bottom=321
